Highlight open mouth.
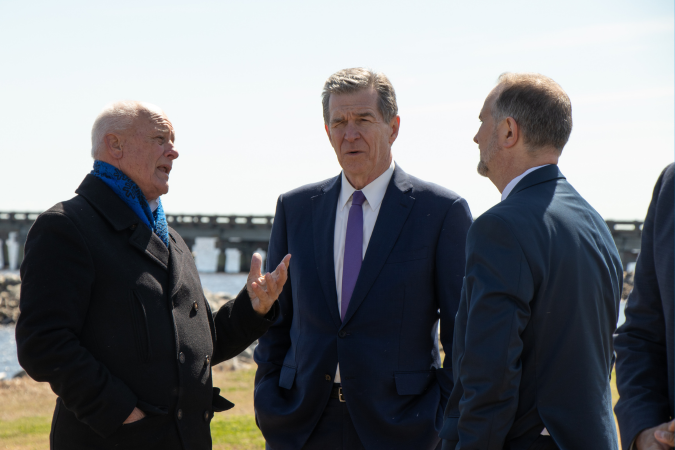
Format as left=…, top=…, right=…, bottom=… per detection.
left=156, top=165, right=171, bottom=178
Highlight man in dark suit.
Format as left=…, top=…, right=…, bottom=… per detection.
left=254, top=68, right=472, bottom=450
left=615, top=163, right=674, bottom=450
left=15, top=100, right=290, bottom=449
left=440, top=73, right=623, bottom=450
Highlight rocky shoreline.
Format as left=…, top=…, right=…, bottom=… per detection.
left=0, top=274, right=20, bottom=325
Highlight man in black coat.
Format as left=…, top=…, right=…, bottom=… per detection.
left=615, top=163, right=675, bottom=450
left=15, top=100, right=290, bottom=450
left=440, top=73, right=623, bottom=450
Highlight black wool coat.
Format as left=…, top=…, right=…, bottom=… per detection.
left=15, top=175, right=277, bottom=450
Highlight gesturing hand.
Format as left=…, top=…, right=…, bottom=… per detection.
left=636, top=420, right=675, bottom=449
left=246, top=253, right=291, bottom=315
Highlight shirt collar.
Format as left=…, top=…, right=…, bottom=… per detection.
left=501, top=164, right=551, bottom=201
left=148, top=198, right=159, bottom=212
left=339, top=160, right=396, bottom=211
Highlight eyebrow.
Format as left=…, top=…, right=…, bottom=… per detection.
left=330, top=111, right=376, bottom=124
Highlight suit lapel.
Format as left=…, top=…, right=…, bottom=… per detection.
left=341, top=165, right=415, bottom=327
left=311, top=176, right=342, bottom=329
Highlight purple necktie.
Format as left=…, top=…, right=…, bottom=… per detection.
left=341, top=190, right=365, bottom=321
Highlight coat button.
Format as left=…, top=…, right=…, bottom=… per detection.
left=130, top=224, right=137, bottom=230
left=193, top=301, right=199, bottom=311
left=325, top=374, right=331, bottom=381
left=338, top=330, right=346, bottom=338
left=177, top=409, right=183, bottom=420
left=203, top=411, right=210, bottom=422
left=179, top=352, right=185, bottom=364
left=205, top=355, right=210, bottom=365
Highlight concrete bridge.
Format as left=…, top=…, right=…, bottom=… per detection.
left=0, top=212, right=643, bottom=272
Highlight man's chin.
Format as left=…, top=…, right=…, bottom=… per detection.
left=477, top=161, right=489, bottom=177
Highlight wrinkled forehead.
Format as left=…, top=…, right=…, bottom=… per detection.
left=137, top=109, right=174, bottom=134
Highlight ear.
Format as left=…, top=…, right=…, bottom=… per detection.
left=501, top=117, right=519, bottom=149
left=388, top=116, right=400, bottom=145
left=324, top=123, right=332, bottom=142
left=103, top=133, right=124, bottom=160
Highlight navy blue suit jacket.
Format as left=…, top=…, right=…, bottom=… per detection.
left=254, top=164, right=472, bottom=450
left=440, top=165, right=623, bottom=450
left=614, top=163, right=674, bottom=449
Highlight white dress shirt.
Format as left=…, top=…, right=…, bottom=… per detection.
left=500, top=165, right=551, bottom=202
left=333, top=160, right=395, bottom=383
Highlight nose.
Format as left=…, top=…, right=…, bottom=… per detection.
left=166, top=143, right=179, bottom=160
left=473, top=133, right=479, bottom=145
left=344, top=122, right=360, bottom=142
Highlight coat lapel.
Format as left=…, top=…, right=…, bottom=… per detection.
left=341, top=165, right=415, bottom=327
left=168, top=232, right=184, bottom=300
left=311, top=175, right=342, bottom=329
left=128, top=224, right=170, bottom=270
left=76, top=174, right=169, bottom=271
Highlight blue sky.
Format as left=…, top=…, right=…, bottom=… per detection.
left=0, top=0, right=672, bottom=220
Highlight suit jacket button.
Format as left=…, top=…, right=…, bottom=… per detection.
left=179, top=352, right=185, bottom=364
left=325, top=374, right=331, bottom=381
left=338, top=330, right=346, bottom=338
left=193, top=301, right=199, bottom=311
left=130, top=224, right=137, bottom=230
left=203, top=411, right=210, bottom=422
left=205, top=355, right=210, bottom=366
left=177, top=409, right=183, bottom=420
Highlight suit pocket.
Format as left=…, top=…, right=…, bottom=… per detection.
left=394, top=369, right=435, bottom=395
left=278, top=365, right=296, bottom=390
left=129, top=290, right=152, bottom=363
left=386, top=246, right=428, bottom=264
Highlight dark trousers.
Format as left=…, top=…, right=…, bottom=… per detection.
left=528, top=435, right=559, bottom=450
left=300, top=397, right=366, bottom=450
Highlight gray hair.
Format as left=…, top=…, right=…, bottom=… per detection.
left=321, top=68, right=398, bottom=125
left=492, top=73, right=573, bottom=153
left=90, top=101, right=160, bottom=159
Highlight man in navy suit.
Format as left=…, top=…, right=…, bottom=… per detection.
left=440, top=73, right=623, bottom=450
left=254, top=67, right=472, bottom=450
left=615, top=163, right=674, bottom=450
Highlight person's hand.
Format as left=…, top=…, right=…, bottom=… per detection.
left=123, top=407, right=146, bottom=424
left=636, top=420, right=675, bottom=449
left=655, top=420, right=675, bottom=447
left=246, top=253, right=291, bottom=315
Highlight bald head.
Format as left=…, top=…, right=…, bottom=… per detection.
left=91, top=101, right=169, bottom=159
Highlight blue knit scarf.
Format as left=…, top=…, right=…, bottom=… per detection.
left=90, top=160, right=170, bottom=247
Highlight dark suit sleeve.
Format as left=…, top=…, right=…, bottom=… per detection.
left=16, top=212, right=138, bottom=438
left=254, top=195, right=293, bottom=385
left=614, top=166, right=673, bottom=448
left=456, top=213, right=534, bottom=449
left=436, top=198, right=472, bottom=406
left=211, top=286, right=279, bottom=365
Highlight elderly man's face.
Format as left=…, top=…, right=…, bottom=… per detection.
left=474, top=88, right=501, bottom=177
left=325, top=89, right=398, bottom=187
left=120, top=111, right=178, bottom=200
